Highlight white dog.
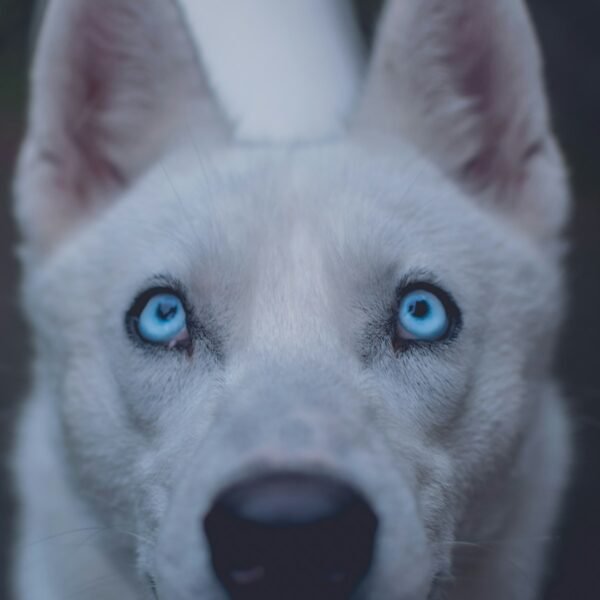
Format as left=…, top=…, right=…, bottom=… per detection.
left=12, top=1, right=572, bottom=599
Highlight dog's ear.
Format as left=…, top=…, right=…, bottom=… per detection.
left=356, top=0, right=570, bottom=243
left=15, top=0, right=229, bottom=258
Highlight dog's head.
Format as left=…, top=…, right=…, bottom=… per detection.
left=15, top=0, right=570, bottom=598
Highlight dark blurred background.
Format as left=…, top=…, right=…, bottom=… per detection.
left=1, top=1, right=599, bottom=598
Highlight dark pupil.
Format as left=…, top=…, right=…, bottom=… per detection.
left=409, top=299, right=430, bottom=319
left=157, top=301, right=177, bottom=321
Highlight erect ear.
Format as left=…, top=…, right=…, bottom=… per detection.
left=355, top=0, right=570, bottom=244
left=15, top=0, right=229, bottom=258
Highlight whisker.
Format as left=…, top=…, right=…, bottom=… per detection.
left=433, top=535, right=556, bottom=551
left=23, top=525, right=154, bottom=549
left=23, top=526, right=109, bottom=549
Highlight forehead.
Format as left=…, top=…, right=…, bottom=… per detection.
left=111, top=142, right=507, bottom=276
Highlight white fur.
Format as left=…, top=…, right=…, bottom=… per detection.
left=12, top=1, right=572, bottom=599
left=178, top=0, right=365, bottom=141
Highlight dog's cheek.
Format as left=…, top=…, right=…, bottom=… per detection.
left=59, top=351, right=148, bottom=527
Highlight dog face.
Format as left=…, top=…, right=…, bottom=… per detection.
left=15, top=1, right=570, bottom=598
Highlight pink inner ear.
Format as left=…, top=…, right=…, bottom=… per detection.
left=440, top=5, right=543, bottom=192
left=63, top=4, right=137, bottom=199
left=69, top=65, right=127, bottom=199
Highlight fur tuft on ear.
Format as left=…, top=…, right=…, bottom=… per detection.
left=14, top=0, right=228, bottom=258
left=356, top=0, right=570, bottom=243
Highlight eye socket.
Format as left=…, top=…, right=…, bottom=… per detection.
left=127, top=287, right=190, bottom=349
left=395, top=284, right=459, bottom=345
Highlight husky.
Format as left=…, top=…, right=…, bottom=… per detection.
left=11, top=0, right=572, bottom=598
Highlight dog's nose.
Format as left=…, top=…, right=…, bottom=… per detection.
left=203, top=471, right=378, bottom=599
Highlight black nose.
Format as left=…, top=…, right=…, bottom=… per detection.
left=203, top=471, right=378, bottom=600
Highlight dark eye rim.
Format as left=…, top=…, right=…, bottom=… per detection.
left=392, top=280, right=462, bottom=351
left=126, top=283, right=194, bottom=352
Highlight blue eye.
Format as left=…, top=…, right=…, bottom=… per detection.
left=397, top=288, right=451, bottom=342
left=131, top=290, right=189, bottom=347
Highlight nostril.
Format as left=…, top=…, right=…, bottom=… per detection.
left=203, top=471, right=378, bottom=599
